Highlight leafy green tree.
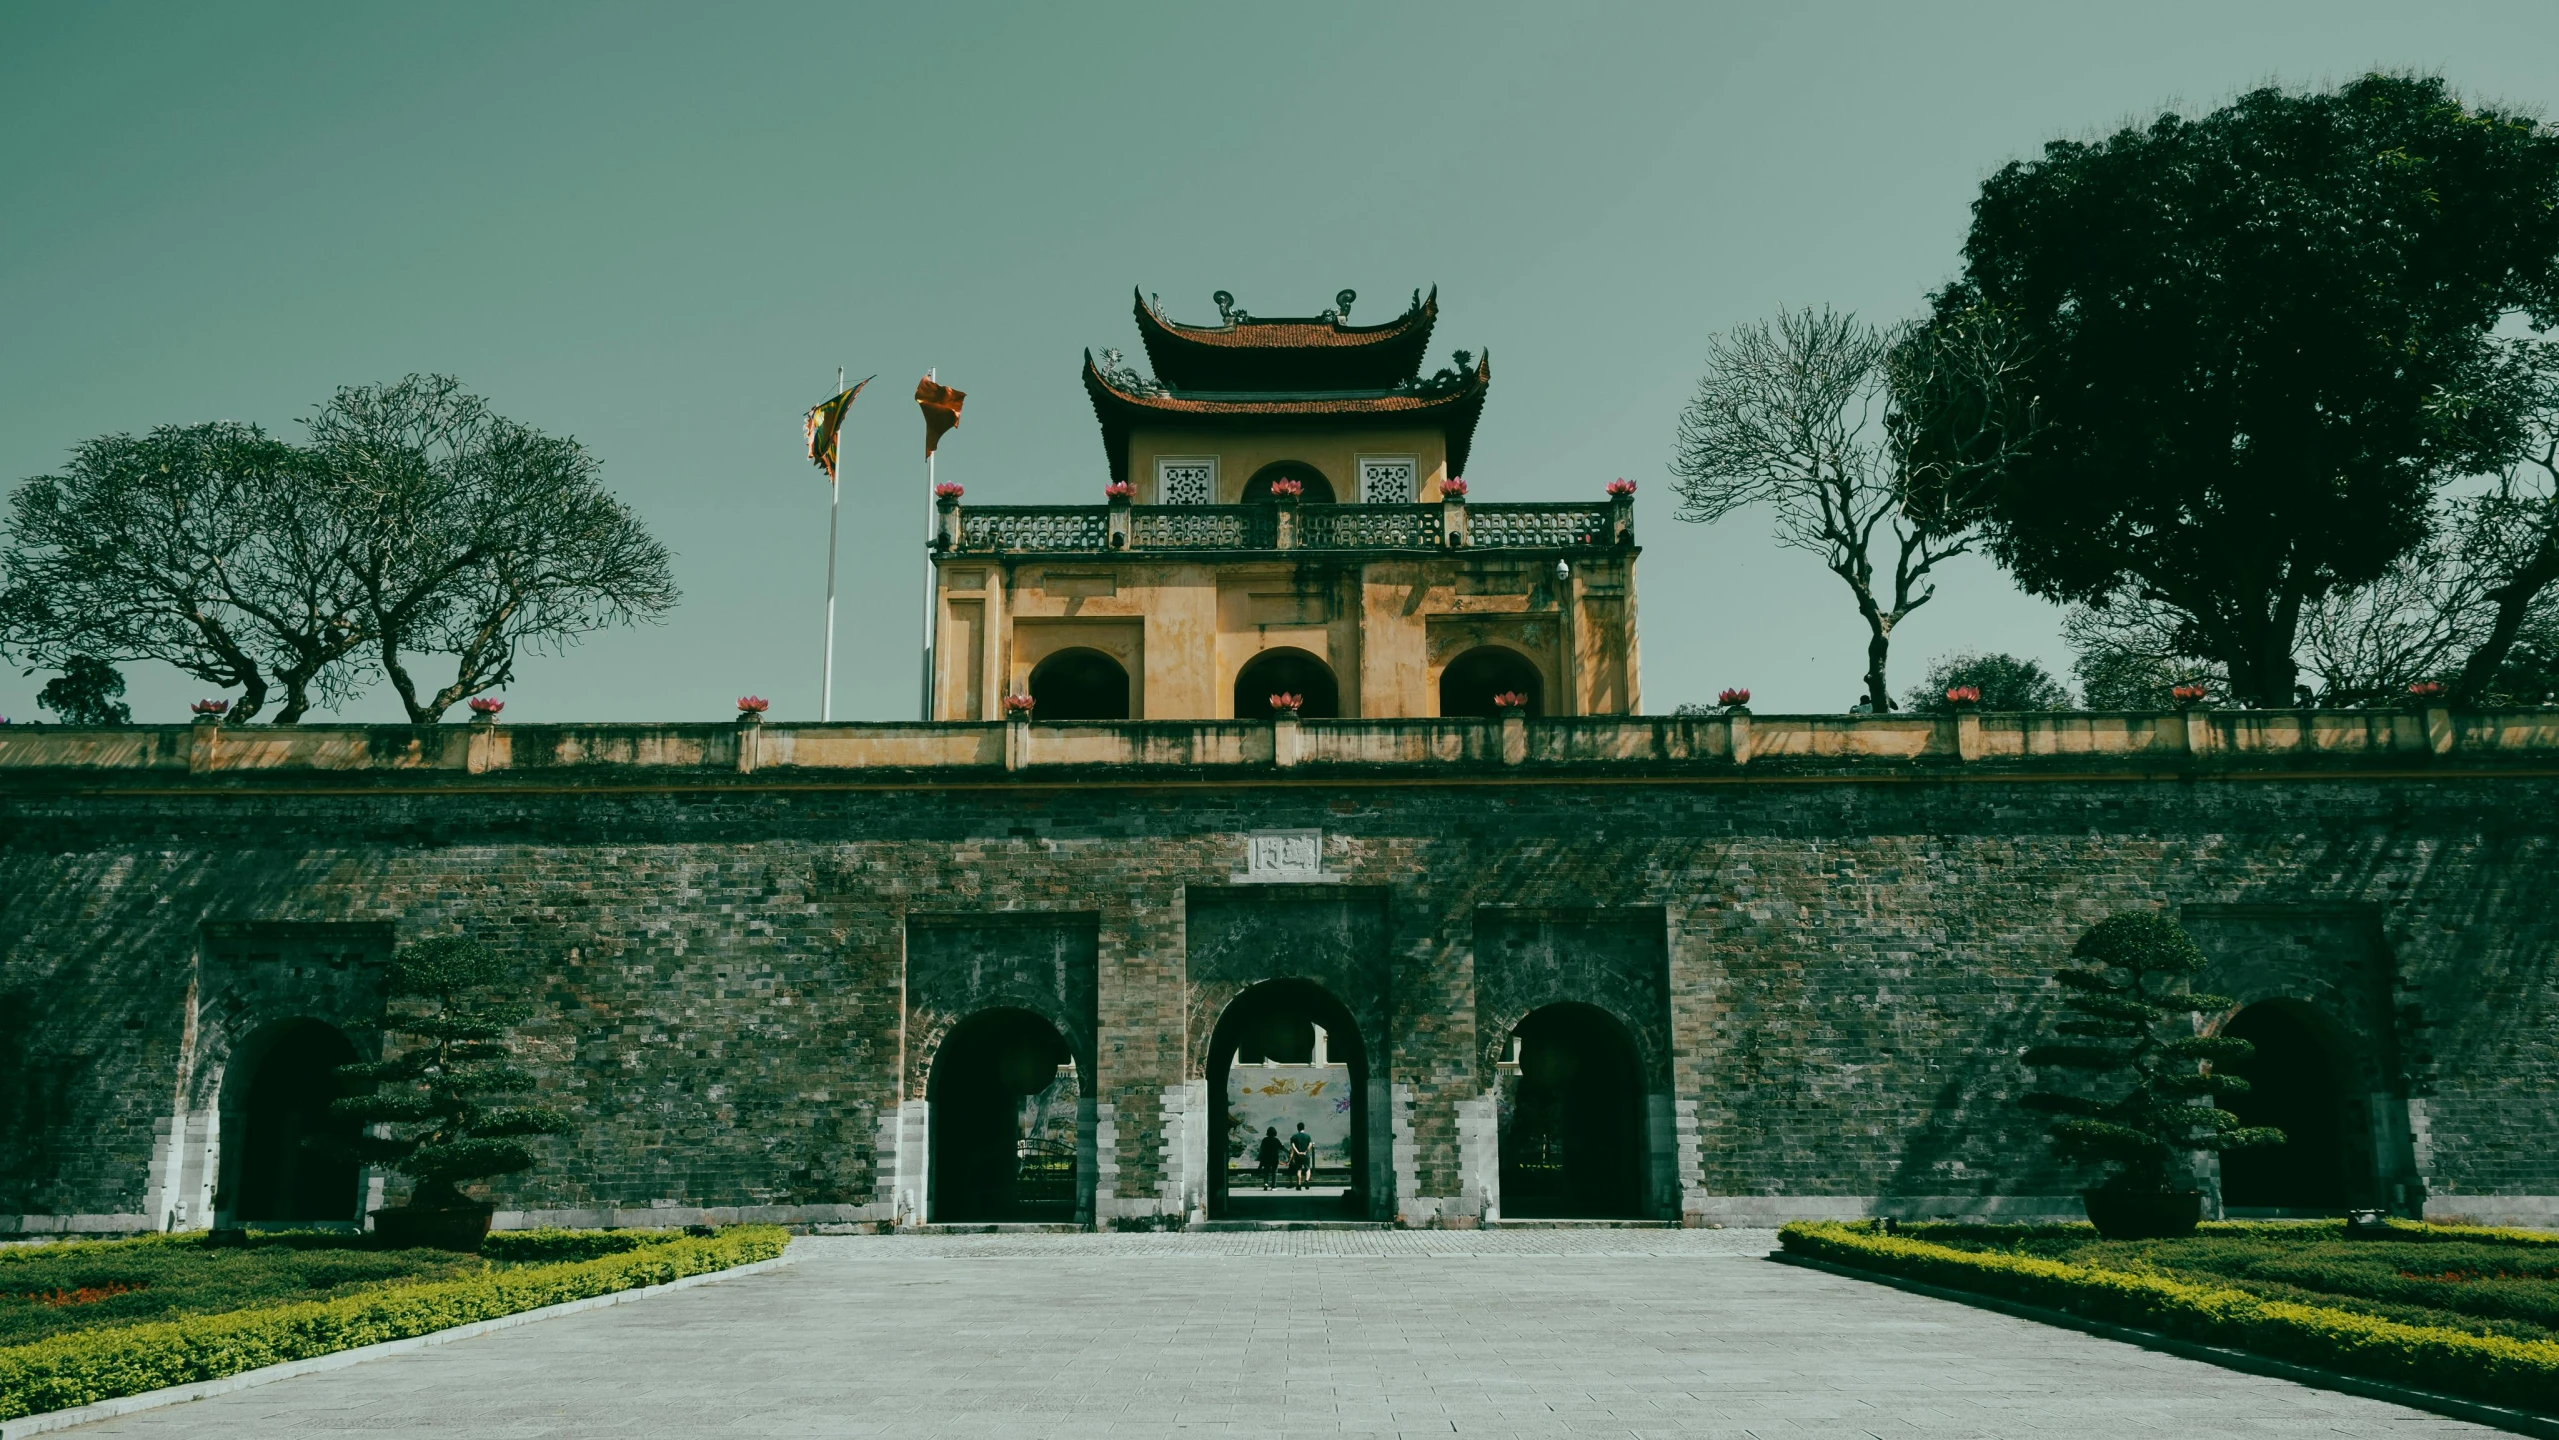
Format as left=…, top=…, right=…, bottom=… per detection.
left=33, top=656, right=130, bottom=725
left=328, top=938, right=566, bottom=1211
left=1904, top=651, right=2072, bottom=713
left=2020, top=912, right=2282, bottom=1193
left=304, top=376, right=680, bottom=723
left=0, top=423, right=368, bottom=722
left=1910, top=74, right=2559, bottom=707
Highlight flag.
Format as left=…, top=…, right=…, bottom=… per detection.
left=916, top=376, right=965, bottom=456
left=802, top=375, right=873, bottom=481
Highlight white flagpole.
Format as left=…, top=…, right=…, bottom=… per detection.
left=920, top=368, right=936, bottom=721
left=820, top=366, right=843, bottom=722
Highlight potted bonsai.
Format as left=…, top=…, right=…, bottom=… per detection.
left=330, top=936, right=567, bottom=1251
left=2019, top=910, right=2280, bottom=1238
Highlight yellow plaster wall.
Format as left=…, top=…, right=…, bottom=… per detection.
left=1126, top=425, right=1452, bottom=503
left=933, top=548, right=1635, bottom=721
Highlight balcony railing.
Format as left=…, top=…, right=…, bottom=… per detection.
left=939, top=500, right=1628, bottom=555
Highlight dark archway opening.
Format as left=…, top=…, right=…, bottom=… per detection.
left=235, top=1021, right=361, bottom=1223
left=1499, top=1004, right=1644, bottom=1219
left=2219, top=1002, right=2350, bottom=1212
left=1208, top=980, right=1369, bottom=1220
left=1234, top=648, right=1341, bottom=720
left=1439, top=646, right=1545, bottom=718
left=1027, top=648, right=1130, bottom=720
left=928, top=1008, right=1080, bottom=1223
left=1241, top=461, right=1337, bottom=504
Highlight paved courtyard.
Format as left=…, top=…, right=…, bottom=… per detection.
left=66, top=1230, right=2499, bottom=1438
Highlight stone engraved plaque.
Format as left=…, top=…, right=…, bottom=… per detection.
left=1237, top=828, right=1333, bottom=883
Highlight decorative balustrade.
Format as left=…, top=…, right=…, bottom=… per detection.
left=1466, top=504, right=1613, bottom=548
left=1129, top=505, right=1275, bottom=550
left=958, top=507, right=1108, bottom=552
left=1298, top=504, right=1442, bottom=550
left=947, top=500, right=1625, bottom=555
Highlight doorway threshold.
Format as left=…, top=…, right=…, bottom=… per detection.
left=1488, top=1218, right=1674, bottom=1228
left=1198, top=1220, right=1392, bottom=1232
left=909, top=1222, right=1087, bottom=1235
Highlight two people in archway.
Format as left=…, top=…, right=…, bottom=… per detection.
left=1252, top=1123, right=1316, bottom=1189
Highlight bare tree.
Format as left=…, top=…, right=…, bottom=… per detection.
left=1671, top=308, right=1988, bottom=710
left=307, top=376, right=679, bottom=722
left=0, top=423, right=370, bottom=722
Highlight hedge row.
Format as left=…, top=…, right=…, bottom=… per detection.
left=0, top=1225, right=789, bottom=1422
left=1780, top=1222, right=2559, bottom=1414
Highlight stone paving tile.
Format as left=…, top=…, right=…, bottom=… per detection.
left=62, top=1231, right=2506, bottom=1438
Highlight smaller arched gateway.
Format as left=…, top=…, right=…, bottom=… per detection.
left=1234, top=648, right=1341, bottom=720
left=223, top=1019, right=362, bottom=1224
left=1028, top=648, right=1131, bottom=720
left=927, top=1008, right=1081, bottom=1223
left=1240, top=461, right=1337, bottom=504
left=1497, top=1004, right=1645, bottom=1219
left=1440, top=646, right=1544, bottom=718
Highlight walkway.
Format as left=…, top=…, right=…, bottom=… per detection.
left=66, top=1230, right=2498, bottom=1438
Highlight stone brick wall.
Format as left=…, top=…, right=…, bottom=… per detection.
left=3, top=754, right=2554, bottom=1231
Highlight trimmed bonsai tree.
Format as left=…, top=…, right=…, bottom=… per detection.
left=330, top=937, right=567, bottom=1221
left=2021, top=911, right=2281, bottom=1226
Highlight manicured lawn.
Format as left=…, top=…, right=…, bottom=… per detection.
left=1781, top=1219, right=2559, bottom=1416
left=1901, top=1222, right=2559, bottom=1346
left=0, top=1227, right=696, bottom=1350
left=0, top=1226, right=788, bottom=1423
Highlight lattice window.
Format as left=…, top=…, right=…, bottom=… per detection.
left=1156, top=456, right=1217, bottom=505
left=1357, top=455, right=1418, bottom=504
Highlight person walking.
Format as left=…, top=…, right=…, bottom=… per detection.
left=1255, top=1126, right=1283, bottom=1190
left=1287, top=1122, right=1314, bottom=1189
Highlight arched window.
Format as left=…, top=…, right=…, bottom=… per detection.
left=2219, top=1002, right=2350, bottom=1212
left=1234, top=648, right=1341, bottom=720
left=1499, top=1004, right=1645, bottom=1219
left=232, top=1020, right=361, bottom=1223
left=928, top=1008, right=1080, bottom=1222
left=1240, top=461, right=1336, bottom=504
left=1208, top=980, right=1368, bottom=1220
left=1027, top=648, right=1130, bottom=720
left=1439, top=646, right=1544, bottom=718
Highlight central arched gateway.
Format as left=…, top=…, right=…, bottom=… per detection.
left=1498, top=1003, right=1645, bottom=1218
left=1207, top=979, right=1369, bottom=1220
left=928, top=1007, right=1081, bottom=1222
left=1028, top=648, right=1131, bottom=720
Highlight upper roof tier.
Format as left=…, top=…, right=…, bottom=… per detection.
left=1134, top=287, right=1438, bottom=391
left=1082, top=349, right=1492, bottom=484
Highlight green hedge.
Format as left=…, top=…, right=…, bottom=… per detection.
left=1780, top=1222, right=2559, bottom=1414
left=0, top=1225, right=788, bottom=1422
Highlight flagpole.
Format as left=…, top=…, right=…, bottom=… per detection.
left=821, top=366, right=843, bottom=722
left=920, top=367, right=936, bottom=721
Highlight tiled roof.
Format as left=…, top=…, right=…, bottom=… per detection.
left=1082, top=350, right=1491, bottom=484
left=1134, top=288, right=1439, bottom=390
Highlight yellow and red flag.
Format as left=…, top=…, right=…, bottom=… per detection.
left=915, top=376, right=965, bottom=456
left=802, top=375, right=873, bottom=481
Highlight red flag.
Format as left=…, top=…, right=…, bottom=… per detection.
left=802, top=375, right=873, bottom=482
left=915, top=376, right=965, bottom=456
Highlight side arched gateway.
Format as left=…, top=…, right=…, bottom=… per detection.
left=1497, top=1003, right=1645, bottom=1219
left=223, top=1019, right=362, bottom=1224
left=2218, top=1001, right=2350, bottom=1213
left=927, top=1007, right=1081, bottom=1223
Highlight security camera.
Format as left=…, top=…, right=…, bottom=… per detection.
left=1554, top=560, right=1570, bottom=582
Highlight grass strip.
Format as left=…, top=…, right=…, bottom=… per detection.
left=1780, top=1221, right=2559, bottom=1415
left=0, top=1225, right=788, bottom=1422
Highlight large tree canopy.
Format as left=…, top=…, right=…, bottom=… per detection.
left=1914, top=73, right=2559, bottom=706
left=0, top=377, right=677, bottom=722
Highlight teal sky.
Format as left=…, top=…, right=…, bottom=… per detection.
left=5, top=2, right=2556, bottom=723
